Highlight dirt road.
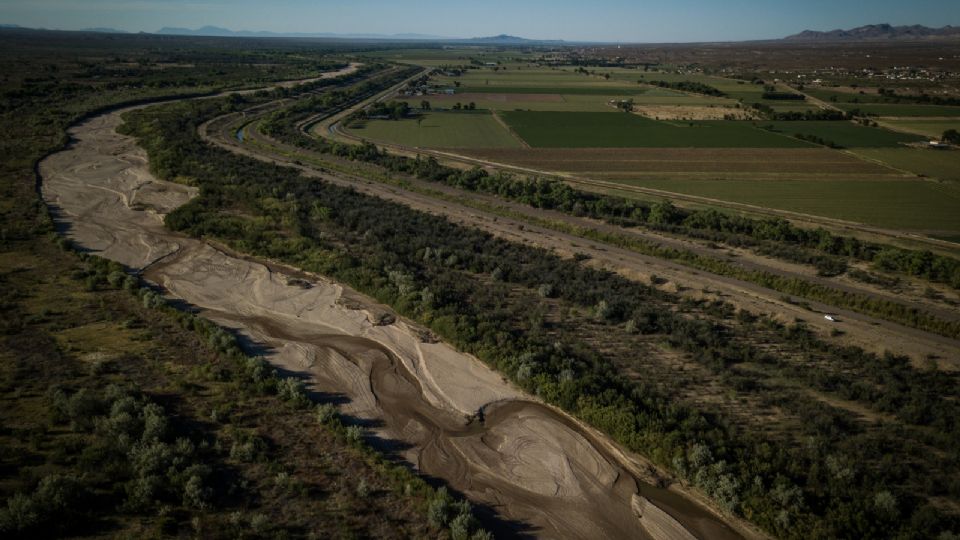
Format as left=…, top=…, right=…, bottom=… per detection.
left=39, top=74, right=755, bottom=539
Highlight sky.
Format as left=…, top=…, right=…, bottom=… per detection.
left=1, top=0, right=959, bottom=42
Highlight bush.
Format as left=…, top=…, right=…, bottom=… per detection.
left=345, top=425, right=363, bottom=444
left=0, top=493, right=39, bottom=535
left=315, top=403, right=338, bottom=424
left=0, top=474, right=87, bottom=536
left=277, top=377, right=310, bottom=408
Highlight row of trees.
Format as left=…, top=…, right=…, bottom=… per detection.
left=645, top=79, right=727, bottom=97
left=762, top=91, right=806, bottom=100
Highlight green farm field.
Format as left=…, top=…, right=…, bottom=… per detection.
left=435, top=67, right=633, bottom=83
left=425, top=92, right=619, bottom=112
left=347, top=111, right=523, bottom=148
left=458, top=147, right=899, bottom=177
left=455, top=85, right=661, bottom=96
left=835, top=103, right=960, bottom=117
left=431, top=67, right=647, bottom=94
left=881, top=119, right=960, bottom=138
left=610, top=177, right=960, bottom=234
left=422, top=92, right=734, bottom=112
left=851, top=148, right=960, bottom=181
left=763, top=121, right=927, bottom=147
left=500, top=111, right=813, bottom=148
left=804, top=88, right=890, bottom=104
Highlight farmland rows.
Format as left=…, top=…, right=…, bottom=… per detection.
left=324, top=107, right=960, bottom=255
left=203, top=89, right=960, bottom=365
left=456, top=147, right=900, bottom=175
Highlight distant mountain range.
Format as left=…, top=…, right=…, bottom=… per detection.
left=5, top=21, right=959, bottom=44
left=154, top=27, right=567, bottom=44
left=467, top=34, right=563, bottom=44
left=156, top=26, right=452, bottom=40
left=785, top=24, right=960, bottom=42
left=82, top=27, right=129, bottom=34
left=0, top=23, right=569, bottom=43
left=0, top=23, right=128, bottom=33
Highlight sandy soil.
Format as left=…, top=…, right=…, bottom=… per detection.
left=630, top=105, right=755, bottom=120
left=39, top=80, right=750, bottom=538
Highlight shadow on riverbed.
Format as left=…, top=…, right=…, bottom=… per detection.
left=153, top=293, right=538, bottom=538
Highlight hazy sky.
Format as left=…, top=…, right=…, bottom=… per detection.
left=2, top=0, right=959, bottom=42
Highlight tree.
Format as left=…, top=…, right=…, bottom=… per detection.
left=648, top=200, right=681, bottom=225
left=942, top=129, right=960, bottom=144
left=420, top=100, right=431, bottom=110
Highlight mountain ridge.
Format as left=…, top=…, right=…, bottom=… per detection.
left=155, top=25, right=452, bottom=40
left=785, top=24, right=960, bottom=41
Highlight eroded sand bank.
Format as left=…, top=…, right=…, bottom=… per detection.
left=39, top=86, right=748, bottom=539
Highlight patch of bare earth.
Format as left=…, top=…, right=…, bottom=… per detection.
left=631, top=105, right=757, bottom=120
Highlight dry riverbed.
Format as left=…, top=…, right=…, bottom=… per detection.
left=39, top=83, right=753, bottom=538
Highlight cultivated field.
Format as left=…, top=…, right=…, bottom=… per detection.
left=610, top=177, right=960, bottom=234
left=882, top=118, right=960, bottom=138
left=835, top=103, right=960, bottom=117
left=422, top=92, right=620, bottom=112
left=432, top=68, right=644, bottom=92
left=347, top=111, right=523, bottom=148
left=606, top=69, right=817, bottom=112
left=356, top=47, right=534, bottom=67
left=763, top=121, right=927, bottom=147
left=852, top=147, right=960, bottom=181
left=370, top=60, right=959, bottom=239
left=455, top=146, right=958, bottom=233
left=500, top=111, right=814, bottom=148
left=458, top=147, right=900, bottom=175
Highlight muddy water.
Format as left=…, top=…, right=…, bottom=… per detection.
left=39, top=85, right=749, bottom=539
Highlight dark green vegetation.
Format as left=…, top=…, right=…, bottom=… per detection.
left=644, top=80, right=727, bottom=97
left=0, top=29, right=487, bottom=539
left=838, top=103, right=960, bottom=117
left=762, top=92, right=806, bottom=101
left=761, top=121, right=926, bottom=148
left=806, top=87, right=960, bottom=107
left=501, top=111, right=813, bottom=148
left=0, top=252, right=475, bottom=538
left=121, top=72, right=960, bottom=538
left=617, top=177, right=960, bottom=238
